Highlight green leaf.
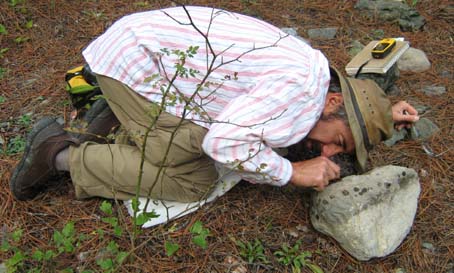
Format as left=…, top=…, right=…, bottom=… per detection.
left=100, top=201, right=113, bottom=215
left=0, top=24, right=6, bottom=34
left=6, top=250, right=26, bottom=267
left=12, top=229, right=23, bottom=242
left=25, top=20, right=33, bottom=29
left=116, top=251, right=129, bottom=264
left=97, top=258, right=114, bottom=270
left=102, top=217, right=118, bottom=226
left=0, top=67, right=6, bottom=79
left=114, top=226, right=123, bottom=236
left=131, top=197, right=140, bottom=212
left=307, top=263, right=324, bottom=273
left=53, top=230, right=63, bottom=245
left=14, top=36, right=30, bottom=44
left=165, top=241, right=180, bottom=256
left=192, top=234, right=208, bottom=249
left=1, top=240, right=11, bottom=252
left=107, top=241, right=119, bottom=253
left=134, top=213, right=151, bottom=226
left=62, top=222, right=75, bottom=237
left=190, top=221, right=203, bottom=234
left=44, top=250, right=55, bottom=260
left=32, top=250, right=44, bottom=261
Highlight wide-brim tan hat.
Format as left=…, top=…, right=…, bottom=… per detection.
left=330, top=67, right=394, bottom=172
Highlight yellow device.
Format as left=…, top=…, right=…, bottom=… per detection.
left=371, top=38, right=396, bottom=59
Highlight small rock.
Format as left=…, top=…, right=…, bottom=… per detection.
left=419, top=168, right=428, bottom=178
left=422, top=242, right=435, bottom=252
left=410, top=118, right=439, bottom=140
left=288, top=228, right=299, bottom=238
left=0, top=263, right=6, bottom=273
left=384, top=128, right=408, bottom=146
left=307, top=27, right=338, bottom=39
left=280, top=27, right=310, bottom=45
left=280, top=27, right=298, bottom=36
left=412, top=104, right=430, bottom=115
left=397, top=47, right=431, bottom=72
left=420, top=85, right=446, bottom=96
left=296, top=224, right=309, bottom=233
left=224, top=256, right=248, bottom=273
left=394, top=268, right=406, bottom=273
left=78, top=251, right=90, bottom=262
left=440, top=70, right=452, bottom=79
left=310, top=165, right=420, bottom=261
left=348, top=40, right=365, bottom=58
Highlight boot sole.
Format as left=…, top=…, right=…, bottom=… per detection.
left=10, top=117, right=56, bottom=200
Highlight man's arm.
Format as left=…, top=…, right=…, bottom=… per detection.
left=290, top=157, right=340, bottom=191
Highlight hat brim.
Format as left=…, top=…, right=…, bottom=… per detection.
left=330, top=67, right=368, bottom=172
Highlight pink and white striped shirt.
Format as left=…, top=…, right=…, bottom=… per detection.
left=83, top=6, right=330, bottom=186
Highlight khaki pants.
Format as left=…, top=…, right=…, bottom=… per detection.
left=69, top=75, right=218, bottom=202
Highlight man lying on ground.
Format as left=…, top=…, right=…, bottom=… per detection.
left=10, top=6, right=419, bottom=202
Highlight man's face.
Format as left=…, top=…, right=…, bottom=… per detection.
left=305, top=118, right=355, bottom=158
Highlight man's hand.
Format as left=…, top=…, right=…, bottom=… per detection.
left=290, top=156, right=340, bottom=191
left=392, top=101, right=419, bottom=130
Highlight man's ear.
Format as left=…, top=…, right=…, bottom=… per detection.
left=323, top=93, right=344, bottom=115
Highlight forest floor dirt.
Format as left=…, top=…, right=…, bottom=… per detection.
left=0, top=0, right=452, bottom=272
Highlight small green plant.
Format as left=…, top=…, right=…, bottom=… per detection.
left=10, top=0, right=25, bottom=7
left=25, top=20, right=33, bottom=29
left=100, top=201, right=123, bottom=236
left=53, top=222, right=77, bottom=254
left=236, top=238, right=269, bottom=264
left=0, top=24, right=7, bottom=34
left=5, top=135, right=26, bottom=155
left=1, top=229, right=27, bottom=272
left=274, top=240, right=324, bottom=273
left=189, top=220, right=210, bottom=249
left=14, top=36, right=30, bottom=44
left=0, top=67, right=7, bottom=79
left=0, top=95, right=5, bottom=103
left=17, top=113, right=32, bottom=127
left=96, top=241, right=128, bottom=273
left=165, top=241, right=180, bottom=256
left=0, top=48, right=9, bottom=58
left=131, top=197, right=159, bottom=227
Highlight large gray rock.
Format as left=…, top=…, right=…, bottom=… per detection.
left=310, top=165, right=420, bottom=261
left=397, top=47, right=431, bottom=72
left=355, top=0, right=425, bottom=31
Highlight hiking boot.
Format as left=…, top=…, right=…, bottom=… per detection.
left=10, top=117, right=80, bottom=201
left=71, top=99, right=120, bottom=143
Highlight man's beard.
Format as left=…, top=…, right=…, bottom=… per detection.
left=285, top=139, right=357, bottom=178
